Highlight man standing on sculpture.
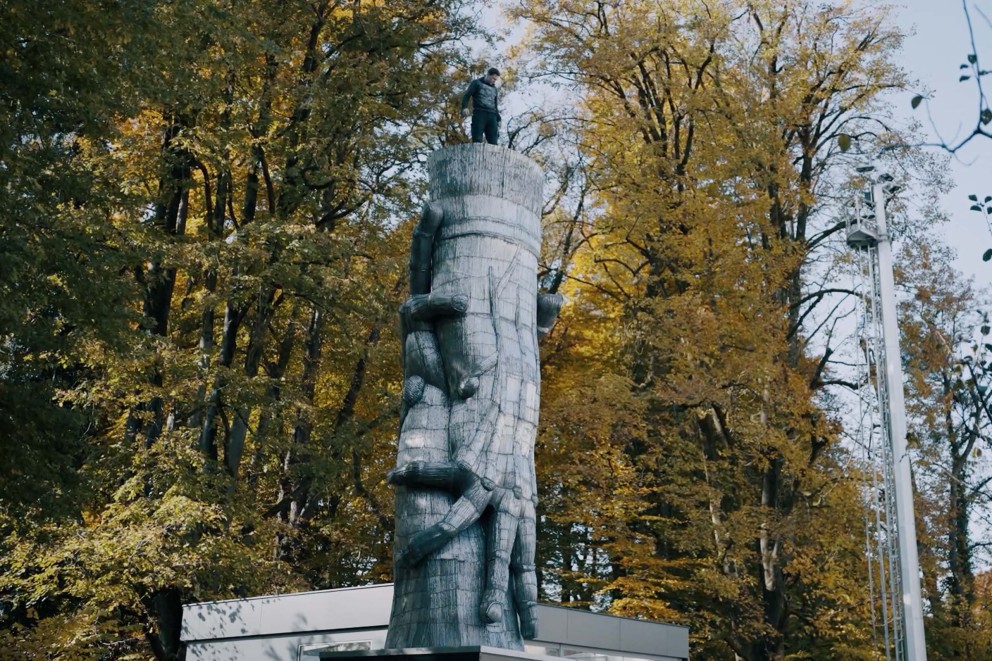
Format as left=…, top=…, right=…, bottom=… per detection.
left=461, top=68, right=501, bottom=145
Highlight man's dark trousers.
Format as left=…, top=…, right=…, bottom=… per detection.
left=471, top=110, right=499, bottom=145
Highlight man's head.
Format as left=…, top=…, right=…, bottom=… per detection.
left=484, top=68, right=500, bottom=85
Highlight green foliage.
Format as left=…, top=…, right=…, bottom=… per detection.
left=0, top=0, right=475, bottom=657
left=0, top=0, right=154, bottom=518
left=898, top=241, right=992, bottom=657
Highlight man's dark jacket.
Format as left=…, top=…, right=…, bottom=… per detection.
left=461, top=77, right=500, bottom=120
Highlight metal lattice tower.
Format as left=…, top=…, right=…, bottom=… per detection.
left=846, top=167, right=927, bottom=661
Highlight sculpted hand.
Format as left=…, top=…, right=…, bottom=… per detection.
left=401, top=292, right=469, bottom=321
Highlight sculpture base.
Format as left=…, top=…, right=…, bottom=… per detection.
left=310, top=646, right=556, bottom=661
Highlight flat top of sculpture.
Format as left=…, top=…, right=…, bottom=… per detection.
left=428, top=144, right=544, bottom=217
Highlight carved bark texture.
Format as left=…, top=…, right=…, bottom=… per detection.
left=386, top=144, right=544, bottom=650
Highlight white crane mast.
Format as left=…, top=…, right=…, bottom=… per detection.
left=846, top=166, right=927, bottom=661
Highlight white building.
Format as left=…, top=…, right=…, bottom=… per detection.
left=181, top=583, right=689, bottom=661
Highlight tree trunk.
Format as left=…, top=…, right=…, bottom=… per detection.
left=126, top=118, right=192, bottom=447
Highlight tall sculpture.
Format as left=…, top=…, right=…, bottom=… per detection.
left=385, top=144, right=562, bottom=650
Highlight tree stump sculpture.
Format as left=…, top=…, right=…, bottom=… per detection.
left=385, top=144, right=561, bottom=650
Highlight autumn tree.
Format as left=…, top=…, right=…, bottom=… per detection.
left=899, top=240, right=992, bottom=659
left=513, top=0, right=912, bottom=658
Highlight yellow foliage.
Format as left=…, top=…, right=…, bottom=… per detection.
left=522, top=0, right=904, bottom=656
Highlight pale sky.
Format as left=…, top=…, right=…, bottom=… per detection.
left=896, top=0, right=992, bottom=281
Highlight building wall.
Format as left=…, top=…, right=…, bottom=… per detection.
left=181, top=584, right=689, bottom=661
